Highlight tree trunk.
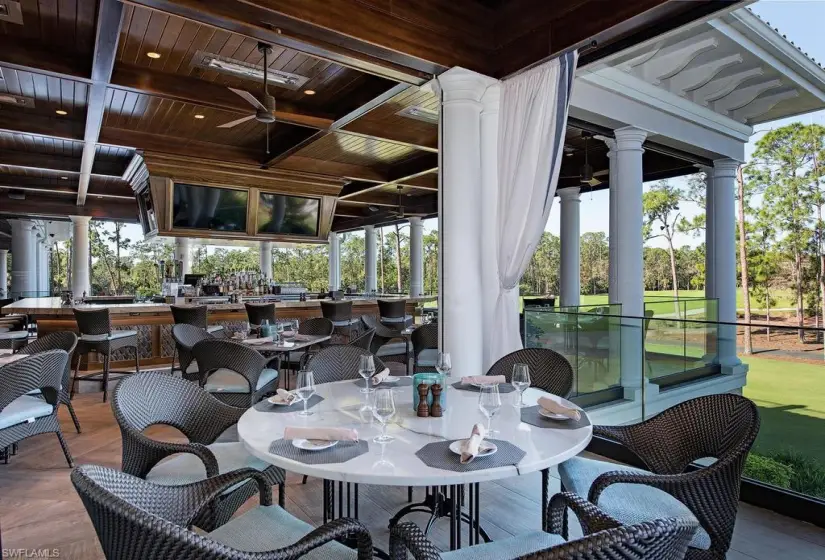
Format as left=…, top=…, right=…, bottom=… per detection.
left=394, top=224, right=403, bottom=294
left=116, top=227, right=122, bottom=295
left=666, top=239, right=679, bottom=301
left=737, top=166, right=752, bottom=354
left=795, top=252, right=804, bottom=342
left=379, top=227, right=385, bottom=293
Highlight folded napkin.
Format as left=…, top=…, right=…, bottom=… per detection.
left=271, top=389, right=298, bottom=405
left=281, top=341, right=295, bottom=348
left=281, top=330, right=296, bottom=338
left=462, top=375, right=506, bottom=385
left=241, top=336, right=273, bottom=345
left=537, top=396, right=581, bottom=421
left=371, top=367, right=391, bottom=385
left=283, top=426, right=359, bottom=442
left=460, top=423, right=488, bottom=464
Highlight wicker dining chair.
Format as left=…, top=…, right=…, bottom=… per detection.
left=191, top=338, right=279, bottom=407
left=305, top=345, right=387, bottom=384
left=71, top=307, right=140, bottom=402
left=486, top=348, right=574, bottom=397
left=347, top=328, right=375, bottom=351
left=559, top=394, right=760, bottom=560
left=171, top=324, right=214, bottom=382
left=244, top=302, right=276, bottom=333
left=281, top=317, right=334, bottom=377
left=72, top=464, right=372, bottom=560
left=19, top=331, right=81, bottom=433
left=320, top=300, right=360, bottom=342
left=377, top=299, right=413, bottom=327
left=0, top=327, right=29, bottom=353
left=390, top=491, right=697, bottom=560
left=0, top=350, right=73, bottom=467
left=410, top=324, right=438, bottom=373
left=111, top=372, right=286, bottom=531
left=170, top=305, right=225, bottom=375
left=361, top=315, right=408, bottom=366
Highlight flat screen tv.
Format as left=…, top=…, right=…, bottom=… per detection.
left=257, top=192, right=320, bottom=236
left=172, top=183, right=248, bottom=232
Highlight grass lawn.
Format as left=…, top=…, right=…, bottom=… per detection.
left=742, top=355, right=825, bottom=463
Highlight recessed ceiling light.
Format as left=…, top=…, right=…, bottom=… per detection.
left=55, top=109, right=67, bottom=116
left=146, top=52, right=161, bottom=59
left=60, top=176, right=68, bottom=180
left=304, top=89, right=316, bottom=95
left=194, top=114, right=205, bottom=119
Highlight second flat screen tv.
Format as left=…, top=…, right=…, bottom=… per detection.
left=257, top=192, right=320, bottom=236
left=172, top=183, right=248, bottom=232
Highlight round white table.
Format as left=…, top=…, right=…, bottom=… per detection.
left=238, top=378, right=592, bottom=550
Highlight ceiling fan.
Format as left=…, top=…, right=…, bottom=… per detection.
left=559, top=134, right=607, bottom=187
left=217, top=42, right=277, bottom=152
left=387, top=185, right=427, bottom=219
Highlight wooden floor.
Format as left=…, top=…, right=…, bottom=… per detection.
left=1, top=389, right=824, bottom=559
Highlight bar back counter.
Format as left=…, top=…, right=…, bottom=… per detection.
left=2, top=297, right=432, bottom=372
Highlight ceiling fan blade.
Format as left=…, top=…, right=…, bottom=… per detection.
left=228, top=87, right=267, bottom=111
left=559, top=175, right=581, bottom=180
left=593, top=169, right=609, bottom=177
left=217, top=114, right=256, bottom=128
left=587, top=177, right=602, bottom=187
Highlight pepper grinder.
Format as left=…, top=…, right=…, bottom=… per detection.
left=417, top=383, right=430, bottom=417
left=429, top=384, right=443, bottom=417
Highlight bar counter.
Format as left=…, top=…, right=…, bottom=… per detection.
left=3, top=296, right=434, bottom=372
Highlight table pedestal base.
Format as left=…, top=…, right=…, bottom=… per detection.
left=389, top=484, right=490, bottom=550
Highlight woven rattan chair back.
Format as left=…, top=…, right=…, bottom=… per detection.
left=73, top=307, right=111, bottom=336
left=245, top=302, right=276, bottom=327
left=306, top=345, right=386, bottom=384
left=191, top=339, right=267, bottom=393
left=486, top=348, right=574, bottom=398
left=298, top=318, right=334, bottom=337
left=0, top=350, right=67, bottom=409
left=171, top=324, right=213, bottom=381
left=20, top=331, right=78, bottom=395
left=377, top=299, right=406, bottom=319
left=348, top=328, right=375, bottom=351
left=320, top=300, right=353, bottom=322
left=171, top=305, right=208, bottom=328
left=410, top=324, right=438, bottom=361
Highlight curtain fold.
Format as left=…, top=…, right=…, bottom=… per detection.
left=488, top=51, right=578, bottom=364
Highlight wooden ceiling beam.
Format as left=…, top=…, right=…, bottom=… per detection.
left=0, top=150, right=125, bottom=177
left=0, top=36, right=91, bottom=81
left=0, top=112, right=85, bottom=141
left=339, top=166, right=438, bottom=200
left=274, top=155, right=389, bottom=183
left=332, top=194, right=437, bottom=231
left=0, top=195, right=138, bottom=222
left=110, top=65, right=335, bottom=130
left=77, top=0, right=124, bottom=206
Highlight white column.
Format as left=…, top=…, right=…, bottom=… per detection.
left=34, top=239, right=43, bottom=296
left=10, top=220, right=36, bottom=299
left=364, top=225, right=377, bottom=293
left=70, top=216, right=91, bottom=297
left=710, top=158, right=742, bottom=371
left=328, top=232, right=340, bottom=291
left=39, top=241, right=50, bottom=295
left=559, top=187, right=581, bottom=307
left=176, top=237, right=193, bottom=276
left=703, top=167, right=716, bottom=301
left=259, top=241, right=273, bottom=277
left=600, top=137, right=620, bottom=304
left=614, top=127, right=648, bottom=394
left=0, top=249, right=7, bottom=298
left=438, top=67, right=496, bottom=378
left=408, top=217, right=424, bottom=297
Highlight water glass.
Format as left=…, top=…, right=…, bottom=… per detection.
left=358, top=354, right=376, bottom=394
left=295, top=370, right=316, bottom=416
left=435, top=352, right=451, bottom=376
left=511, top=363, right=531, bottom=408
left=478, top=385, right=502, bottom=434
left=372, top=388, right=396, bottom=444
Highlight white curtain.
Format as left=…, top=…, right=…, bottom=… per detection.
left=488, top=51, right=578, bottom=364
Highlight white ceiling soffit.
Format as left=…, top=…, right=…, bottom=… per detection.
left=584, top=6, right=825, bottom=126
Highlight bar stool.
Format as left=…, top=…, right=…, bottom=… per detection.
left=411, top=323, right=439, bottom=373
left=170, top=305, right=225, bottom=375
left=377, top=299, right=413, bottom=328
left=244, top=302, right=276, bottom=335
left=71, top=307, right=140, bottom=402
left=320, top=300, right=360, bottom=342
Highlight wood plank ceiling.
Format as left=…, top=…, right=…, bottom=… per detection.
left=0, top=0, right=739, bottom=228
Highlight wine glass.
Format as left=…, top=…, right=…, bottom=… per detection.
left=435, top=352, right=451, bottom=377
left=372, top=388, right=396, bottom=444
left=511, top=363, right=531, bottom=408
left=358, top=354, right=376, bottom=394
left=478, top=385, right=502, bottom=435
left=295, top=370, right=316, bottom=417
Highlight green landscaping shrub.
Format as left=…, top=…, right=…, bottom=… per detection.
left=744, top=454, right=793, bottom=489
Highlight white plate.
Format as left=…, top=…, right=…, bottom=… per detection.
left=267, top=394, right=297, bottom=406
left=448, top=440, right=497, bottom=458
left=292, top=439, right=338, bottom=451
left=378, top=375, right=400, bottom=384
left=538, top=407, right=574, bottom=421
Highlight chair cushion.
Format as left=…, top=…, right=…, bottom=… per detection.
left=0, top=331, right=28, bottom=340
left=331, top=318, right=360, bottom=327
left=559, top=456, right=709, bottom=549
left=208, top=505, right=356, bottom=558
left=146, top=442, right=271, bottom=492
left=206, top=325, right=224, bottom=333
left=416, top=348, right=438, bottom=367
left=380, top=315, right=412, bottom=323
left=441, top=531, right=563, bottom=560
left=204, top=367, right=278, bottom=394
left=80, top=330, right=137, bottom=342
left=0, top=395, right=54, bottom=430
left=185, top=360, right=199, bottom=375
left=377, top=341, right=408, bottom=357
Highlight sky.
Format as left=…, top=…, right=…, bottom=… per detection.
left=115, top=0, right=825, bottom=255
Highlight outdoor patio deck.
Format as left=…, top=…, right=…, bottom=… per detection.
left=0, top=391, right=822, bottom=559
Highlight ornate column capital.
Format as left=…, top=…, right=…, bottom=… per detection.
left=614, top=126, right=648, bottom=152
left=712, top=158, right=740, bottom=178
left=437, top=67, right=498, bottom=106
left=558, top=186, right=582, bottom=202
